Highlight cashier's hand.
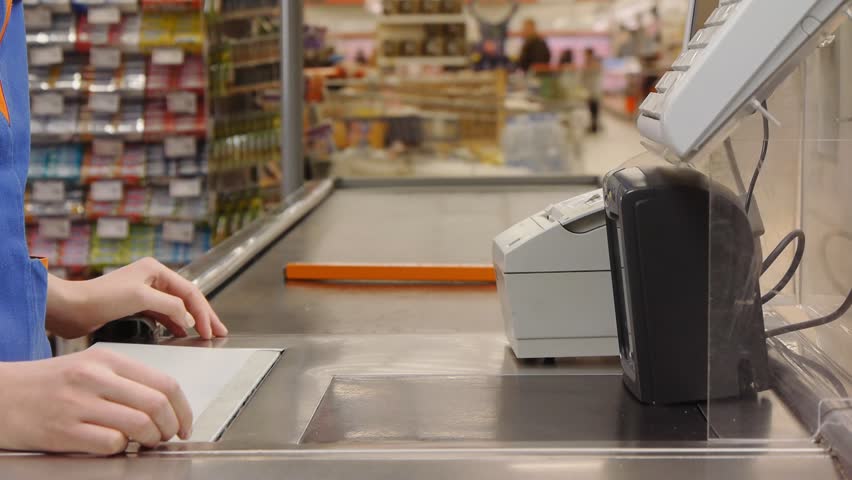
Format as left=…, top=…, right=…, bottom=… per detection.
left=0, top=347, right=192, bottom=454
left=46, top=257, right=228, bottom=340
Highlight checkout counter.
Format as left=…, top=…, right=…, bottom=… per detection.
left=0, top=176, right=844, bottom=479
left=5, top=0, right=852, bottom=477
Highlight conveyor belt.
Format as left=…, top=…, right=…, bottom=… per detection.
left=211, top=185, right=589, bottom=335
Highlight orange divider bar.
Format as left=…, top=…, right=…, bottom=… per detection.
left=285, top=263, right=496, bottom=283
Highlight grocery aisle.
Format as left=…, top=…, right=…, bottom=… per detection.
left=580, top=112, right=645, bottom=177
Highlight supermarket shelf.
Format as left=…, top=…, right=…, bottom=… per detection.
left=231, top=56, right=281, bottom=70
left=31, top=131, right=207, bottom=144
left=214, top=80, right=281, bottom=98
left=141, top=1, right=203, bottom=12
left=30, top=87, right=147, bottom=98
left=378, top=14, right=466, bottom=25
left=216, top=6, right=279, bottom=22
left=378, top=56, right=468, bottom=67
left=26, top=39, right=204, bottom=55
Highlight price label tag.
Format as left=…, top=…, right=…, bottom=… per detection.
left=166, top=91, right=197, bottom=115
left=97, top=217, right=129, bottom=239
left=90, top=180, right=124, bottom=202
left=90, top=47, right=121, bottom=69
left=88, top=6, right=120, bottom=24
left=164, top=136, right=196, bottom=158
left=89, top=92, right=120, bottom=114
left=92, top=139, right=124, bottom=157
left=25, top=7, right=52, bottom=29
left=152, top=48, right=184, bottom=66
left=32, top=92, right=64, bottom=116
left=162, top=220, right=195, bottom=243
left=40, top=217, right=71, bottom=239
left=33, top=181, right=66, bottom=203
left=30, top=46, right=63, bottom=66
left=169, top=177, right=202, bottom=198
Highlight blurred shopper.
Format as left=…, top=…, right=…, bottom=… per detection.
left=518, top=19, right=551, bottom=72
left=559, top=49, right=574, bottom=67
left=470, top=0, right=519, bottom=58
left=474, top=39, right=512, bottom=71
left=582, top=48, right=603, bottom=133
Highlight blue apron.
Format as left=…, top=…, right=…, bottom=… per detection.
left=0, top=0, right=51, bottom=361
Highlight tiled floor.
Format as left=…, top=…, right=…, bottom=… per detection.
left=579, top=112, right=645, bottom=177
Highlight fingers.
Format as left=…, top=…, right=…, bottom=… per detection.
left=103, top=352, right=194, bottom=440
left=64, top=423, right=128, bottom=456
left=210, top=309, right=229, bottom=337
left=142, top=310, right=188, bottom=338
left=151, top=263, right=224, bottom=340
left=136, top=288, right=193, bottom=331
left=81, top=400, right=162, bottom=448
left=96, top=372, right=181, bottom=441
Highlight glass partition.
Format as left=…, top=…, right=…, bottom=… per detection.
left=705, top=17, right=852, bottom=445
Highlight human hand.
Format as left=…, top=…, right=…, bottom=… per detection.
left=0, top=348, right=192, bottom=455
left=47, top=257, right=228, bottom=340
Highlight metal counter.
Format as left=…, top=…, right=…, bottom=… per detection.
left=0, top=181, right=842, bottom=479
left=211, top=184, right=588, bottom=334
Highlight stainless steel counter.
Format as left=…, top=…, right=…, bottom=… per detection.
left=1, top=182, right=843, bottom=479
left=211, top=185, right=588, bottom=334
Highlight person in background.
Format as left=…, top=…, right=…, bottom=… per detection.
left=469, top=0, right=519, bottom=59
left=582, top=48, right=603, bottom=133
left=355, top=49, right=368, bottom=66
left=518, top=18, right=551, bottom=72
left=559, top=49, right=574, bottom=67
left=474, top=38, right=512, bottom=71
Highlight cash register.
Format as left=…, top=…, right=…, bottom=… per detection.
left=493, top=189, right=618, bottom=359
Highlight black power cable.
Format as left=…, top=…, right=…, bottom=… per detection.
left=786, top=349, right=849, bottom=398
left=761, top=230, right=806, bottom=304
left=722, top=101, right=851, bottom=338
left=745, top=100, right=770, bottom=213
left=765, top=288, right=852, bottom=338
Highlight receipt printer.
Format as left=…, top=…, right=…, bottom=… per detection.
left=493, top=189, right=618, bottom=359
left=604, top=166, right=769, bottom=404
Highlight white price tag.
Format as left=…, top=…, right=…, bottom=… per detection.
left=169, top=177, right=202, bottom=198
left=90, top=47, right=121, bottom=69
left=30, top=46, right=63, bottom=66
left=162, top=220, right=195, bottom=243
left=152, top=48, right=184, bottom=66
left=40, top=217, right=71, bottom=239
left=32, top=92, right=64, bottom=116
left=164, top=136, right=197, bottom=158
left=90, top=180, right=124, bottom=202
left=88, top=6, right=120, bottom=24
left=97, top=217, right=129, bottom=239
left=166, top=91, right=197, bottom=115
left=25, top=7, right=52, bottom=29
left=89, top=92, right=120, bottom=114
left=92, top=139, right=124, bottom=157
left=33, top=181, right=66, bottom=203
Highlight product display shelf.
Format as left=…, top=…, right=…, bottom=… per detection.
left=24, top=0, right=212, bottom=279
left=376, top=0, right=468, bottom=69
left=205, top=0, right=283, bottom=245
